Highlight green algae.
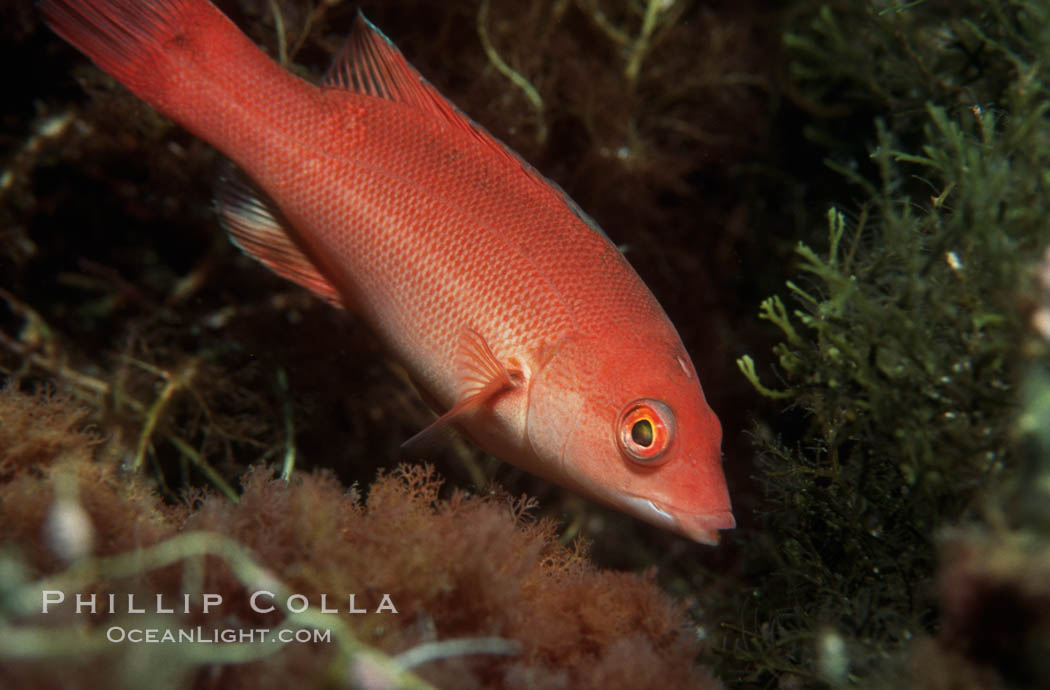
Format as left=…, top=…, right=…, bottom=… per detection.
left=719, top=1, right=1050, bottom=686
left=6, top=0, right=1050, bottom=688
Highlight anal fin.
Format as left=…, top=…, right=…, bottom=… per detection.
left=214, top=160, right=346, bottom=309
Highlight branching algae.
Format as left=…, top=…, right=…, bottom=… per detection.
left=721, top=0, right=1050, bottom=686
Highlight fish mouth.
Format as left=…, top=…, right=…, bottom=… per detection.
left=622, top=496, right=736, bottom=545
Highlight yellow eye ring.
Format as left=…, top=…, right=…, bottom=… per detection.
left=617, top=399, right=675, bottom=465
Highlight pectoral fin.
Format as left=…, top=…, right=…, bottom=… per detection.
left=402, top=328, right=522, bottom=450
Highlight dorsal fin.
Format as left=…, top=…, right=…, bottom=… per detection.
left=214, top=160, right=345, bottom=308
left=322, top=13, right=453, bottom=121
left=323, top=15, right=542, bottom=170
left=323, top=14, right=618, bottom=246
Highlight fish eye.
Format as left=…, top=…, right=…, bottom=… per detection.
left=631, top=418, right=654, bottom=447
left=617, top=399, right=674, bottom=465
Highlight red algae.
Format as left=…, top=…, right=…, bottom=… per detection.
left=0, top=386, right=722, bottom=690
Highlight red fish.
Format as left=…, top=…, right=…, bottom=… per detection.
left=42, top=0, right=734, bottom=543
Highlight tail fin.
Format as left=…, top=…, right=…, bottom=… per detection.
left=41, top=1, right=201, bottom=89
left=40, top=0, right=278, bottom=140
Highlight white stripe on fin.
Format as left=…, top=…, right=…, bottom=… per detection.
left=213, top=160, right=345, bottom=308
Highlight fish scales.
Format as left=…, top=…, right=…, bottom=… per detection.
left=42, top=0, right=734, bottom=543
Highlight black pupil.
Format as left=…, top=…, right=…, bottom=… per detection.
left=631, top=419, right=654, bottom=447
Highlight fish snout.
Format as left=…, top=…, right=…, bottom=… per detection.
left=622, top=496, right=735, bottom=545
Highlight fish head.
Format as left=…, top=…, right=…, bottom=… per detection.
left=526, top=333, right=734, bottom=544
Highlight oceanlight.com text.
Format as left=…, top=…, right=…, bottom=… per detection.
left=106, top=626, right=332, bottom=644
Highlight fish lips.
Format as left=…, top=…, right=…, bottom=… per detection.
left=621, top=495, right=736, bottom=545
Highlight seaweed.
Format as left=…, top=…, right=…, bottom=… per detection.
left=0, top=385, right=722, bottom=690
left=1, top=0, right=778, bottom=687
left=16, top=0, right=1050, bottom=687
left=720, top=0, right=1050, bottom=686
